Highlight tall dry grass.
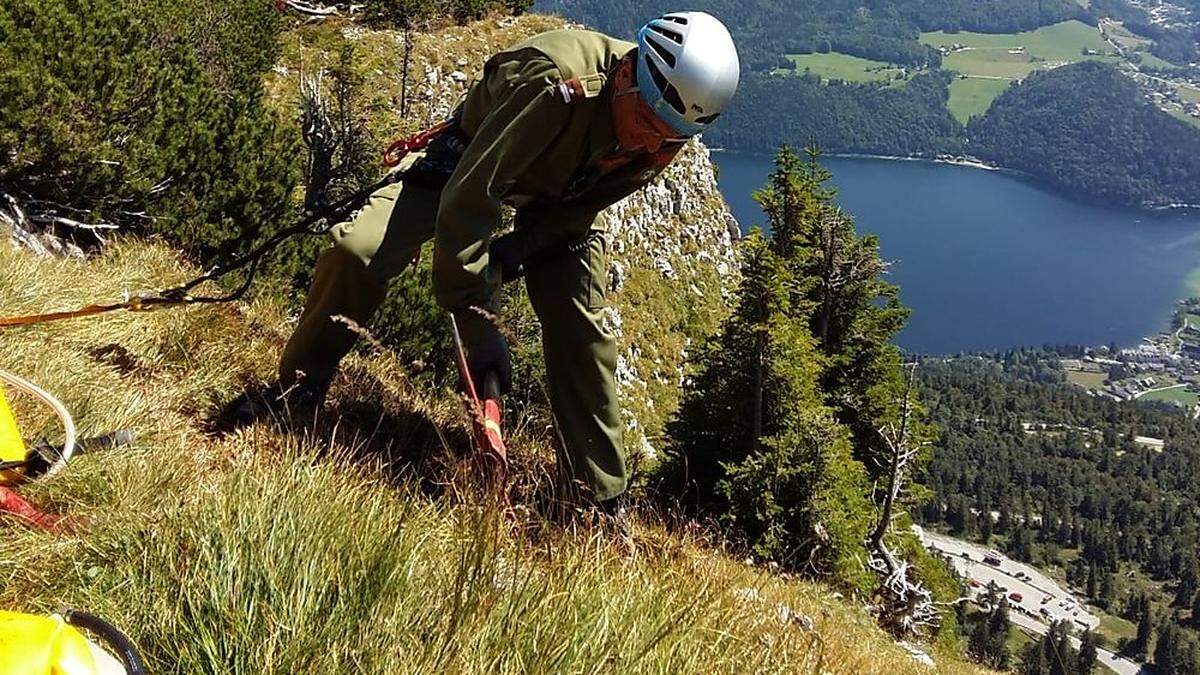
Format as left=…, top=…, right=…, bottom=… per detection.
left=0, top=240, right=989, bottom=673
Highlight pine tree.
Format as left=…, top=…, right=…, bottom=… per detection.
left=658, top=147, right=933, bottom=588
left=1078, top=630, right=1099, bottom=674
left=980, top=508, right=994, bottom=544
left=1053, top=620, right=1079, bottom=675
left=661, top=232, right=873, bottom=585
left=1021, top=636, right=1052, bottom=675
left=1086, top=563, right=1098, bottom=600
left=1099, top=571, right=1116, bottom=609
left=986, top=599, right=1012, bottom=669
left=998, top=503, right=1014, bottom=534
left=0, top=0, right=299, bottom=262
left=755, top=146, right=917, bottom=478
left=1175, top=554, right=1199, bottom=606
left=1132, top=595, right=1154, bottom=660
left=1192, top=589, right=1200, bottom=626
left=968, top=609, right=994, bottom=665
left=1155, top=623, right=1179, bottom=675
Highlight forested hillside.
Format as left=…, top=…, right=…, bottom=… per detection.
left=704, top=71, right=963, bottom=157
left=536, top=0, right=1085, bottom=68
left=917, top=352, right=1200, bottom=672
left=967, top=62, right=1200, bottom=207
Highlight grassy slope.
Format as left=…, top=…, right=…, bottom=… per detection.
left=783, top=52, right=912, bottom=84
left=922, top=20, right=1118, bottom=122
left=944, top=77, right=1012, bottom=123
left=0, top=241, right=990, bottom=673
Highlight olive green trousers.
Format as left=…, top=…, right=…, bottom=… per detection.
left=279, top=169, right=627, bottom=502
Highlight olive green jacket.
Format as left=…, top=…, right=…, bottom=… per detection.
left=432, top=29, right=678, bottom=313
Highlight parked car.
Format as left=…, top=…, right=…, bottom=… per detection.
left=1009, top=592, right=1024, bottom=603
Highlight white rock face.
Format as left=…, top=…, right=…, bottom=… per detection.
left=602, top=140, right=741, bottom=457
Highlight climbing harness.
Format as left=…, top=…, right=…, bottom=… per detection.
left=383, top=120, right=454, bottom=168
left=0, top=123, right=456, bottom=330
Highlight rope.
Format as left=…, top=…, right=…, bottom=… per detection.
left=0, top=122, right=452, bottom=329
left=0, top=368, right=75, bottom=479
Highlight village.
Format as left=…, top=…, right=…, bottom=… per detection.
left=1062, top=298, right=1200, bottom=418
left=1109, top=0, right=1200, bottom=123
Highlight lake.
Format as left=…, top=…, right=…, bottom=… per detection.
left=712, top=152, right=1200, bottom=354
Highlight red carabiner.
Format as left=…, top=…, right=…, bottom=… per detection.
left=383, top=120, right=454, bottom=168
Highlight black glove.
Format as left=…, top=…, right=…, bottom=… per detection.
left=455, top=310, right=512, bottom=395
left=490, top=230, right=527, bottom=283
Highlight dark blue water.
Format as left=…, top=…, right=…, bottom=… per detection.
left=712, top=152, right=1200, bottom=354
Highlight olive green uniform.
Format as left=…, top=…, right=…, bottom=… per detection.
left=280, top=29, right=679, bottom=502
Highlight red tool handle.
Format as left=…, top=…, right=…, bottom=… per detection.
left=478, top=372, right=508, bottom=473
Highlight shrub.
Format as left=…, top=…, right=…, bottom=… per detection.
left=0, top=0, right=299, bottom=263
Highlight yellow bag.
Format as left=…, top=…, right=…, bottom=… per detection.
left=0, top=386, right=26, bottom=485
left=0, top=611, right=126, bottom=675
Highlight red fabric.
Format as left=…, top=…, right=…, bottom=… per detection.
left=0, top=486, right=64, bottom=532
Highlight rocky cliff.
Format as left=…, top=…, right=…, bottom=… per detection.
left=271, top=14, right=741, bottom=457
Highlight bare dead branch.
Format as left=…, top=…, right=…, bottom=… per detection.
left=279, top=0, right=341, bottom=16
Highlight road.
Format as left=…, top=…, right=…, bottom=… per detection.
left=914, top=527, right=1148, bottom=675
left=1008, top=613, right=1148, bottom=675
left=1133, top=383, right=1188, bottom=400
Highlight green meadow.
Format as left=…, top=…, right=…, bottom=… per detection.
left=922, top=20, right=1120, bottom=121
left=783, top=52, right=911, bottom=84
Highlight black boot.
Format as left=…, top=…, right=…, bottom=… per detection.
left=594, top=494, right=633, bottom=545
left=229, top=375, right=331, bottom=428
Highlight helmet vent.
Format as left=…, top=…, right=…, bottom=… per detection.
left=643, top=55, right=686, bottom=114
left=644, top=33, right=677, bottom=68
left=644, top=54, right=669, bottom=91
left=662, top=83, right=687, bottom=115
left=649, top=24, right=684, bottom=45
left=662, top=15, right=688, bottom=25
left=696, top=112, right=721, bottom=125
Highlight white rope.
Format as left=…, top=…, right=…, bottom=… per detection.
left=0, top=368, right=75, bottom=479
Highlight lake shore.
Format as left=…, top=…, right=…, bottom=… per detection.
left=830, top=152, right=1003, bottom=172
left=709, top=147, right=1200, bottom=211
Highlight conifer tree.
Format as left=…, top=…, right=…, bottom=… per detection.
left=754, top=146, right=917, bottom=477
left=1099, top=571, right=1116, bottom=609
left=1078, top=630, right=1099, bottom=674
left=1176, top=555, right=1199, bottom=606
left=660, top=147, right=910, bottom=588
left=664, top=229, right=874, bottom=584
left=969, top=598, right=1011, bottom=670
left=1132, top=595, right=1154, bottom=660
left=1155, top=623, right=1179, bottom=674
left=0, top=0, right=298, bottom=262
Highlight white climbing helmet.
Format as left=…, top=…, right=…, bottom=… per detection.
left=635, top=11, right=740, bottom=137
